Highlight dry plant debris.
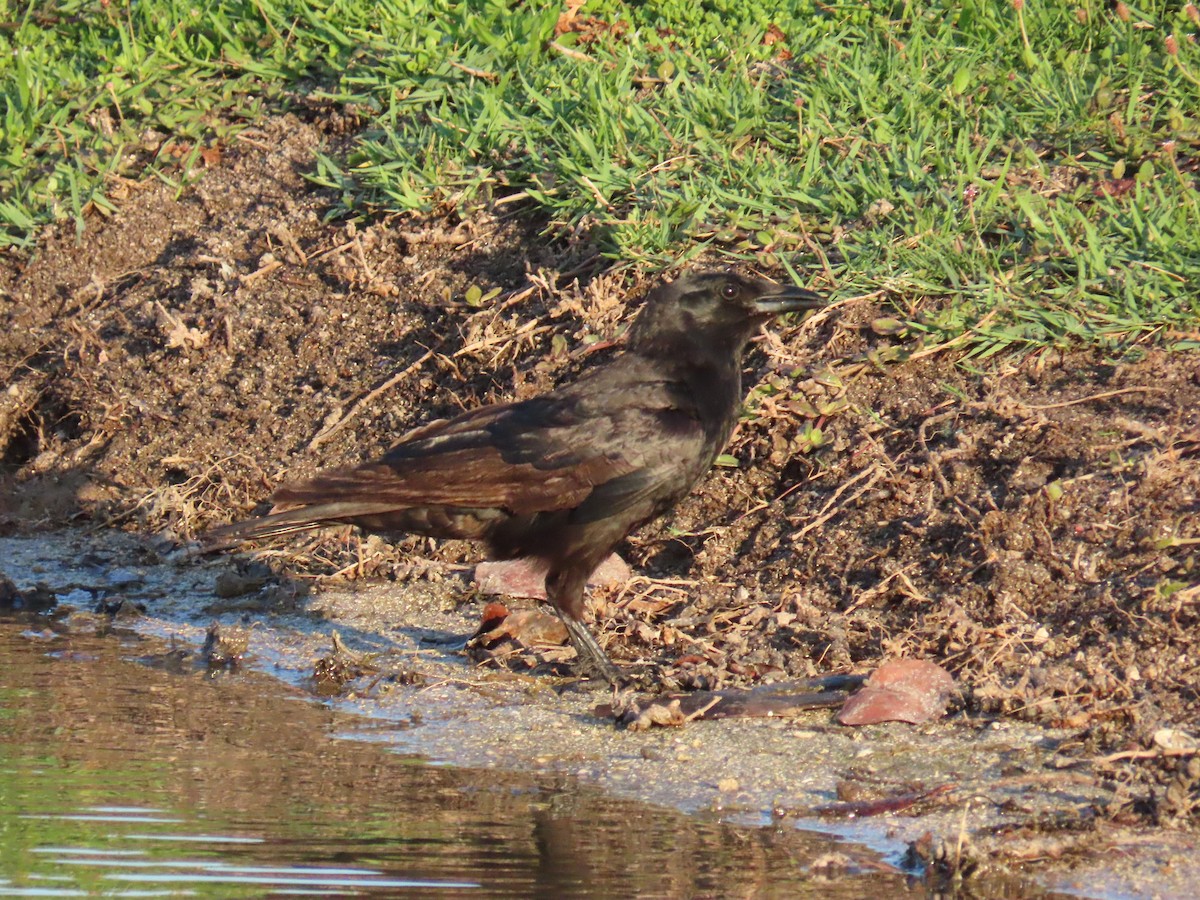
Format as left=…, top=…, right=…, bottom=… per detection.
left=1, top=114, right=1198, bottom=840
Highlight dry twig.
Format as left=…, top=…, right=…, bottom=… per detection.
left=308, top=349, right=434, bottom=450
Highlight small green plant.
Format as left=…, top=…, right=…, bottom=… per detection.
left=795, top=421, right=826, bottom=453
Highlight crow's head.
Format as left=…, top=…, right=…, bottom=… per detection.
left=628, top=269, right=824, bottom=356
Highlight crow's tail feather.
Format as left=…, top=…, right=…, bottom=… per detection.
left=201, top=502, right=401, bottom=551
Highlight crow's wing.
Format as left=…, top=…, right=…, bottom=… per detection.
left=272, top=373, right=708, bottom=519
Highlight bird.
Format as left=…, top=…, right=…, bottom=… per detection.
left=205, top=269, right=825, bottom=684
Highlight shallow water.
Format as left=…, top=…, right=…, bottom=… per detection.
left=0, top=617, right=925, bottom=898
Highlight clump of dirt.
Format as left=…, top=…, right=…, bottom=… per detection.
left=2, top=112, right=1197, bottom=838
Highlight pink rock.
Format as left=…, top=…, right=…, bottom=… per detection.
left=837, top=659, right=956, bottom=726
left=473, top=555, right=631, bottom=599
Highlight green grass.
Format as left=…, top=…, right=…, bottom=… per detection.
left=3, top=0, right=1199, bottom=352
left=0, top=0, right=350, bottom=242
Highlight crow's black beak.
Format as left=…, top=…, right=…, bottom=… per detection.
left=752, top=283, right=825, bottom=315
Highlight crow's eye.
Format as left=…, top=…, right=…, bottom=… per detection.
left=721, top=283, right=739, bottom=299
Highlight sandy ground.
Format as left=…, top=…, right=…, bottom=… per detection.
left=2, top=528, right=1198, bottom=897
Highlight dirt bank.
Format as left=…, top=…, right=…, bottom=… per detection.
left=2, top=111, right=1197, bottom=888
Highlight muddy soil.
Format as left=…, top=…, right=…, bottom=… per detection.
left=2, top=112, right=1198, bottom=884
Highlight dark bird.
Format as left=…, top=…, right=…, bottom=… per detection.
left=206, top=269, right=824, bottom=684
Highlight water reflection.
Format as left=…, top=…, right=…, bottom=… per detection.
left=0, top=618, right=916, bottom=897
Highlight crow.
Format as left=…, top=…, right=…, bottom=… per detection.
left=206, top=269, right=824, bottom=684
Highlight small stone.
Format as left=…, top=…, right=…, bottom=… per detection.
left=0, top=576, right=58, bottom=612
left=474, top=554, right=630, bottom=599
left=1153, top=728, right=1198, bottom=752
left=215, top=569, right=269, bottom=598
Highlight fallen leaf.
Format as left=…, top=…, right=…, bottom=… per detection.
left=837, top=658, right=955, bottom=725
left=474, top=607, right=568, bottom=649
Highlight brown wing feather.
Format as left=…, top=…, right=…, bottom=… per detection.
left=271, top=393, right=640, bottom=516
left=271, top=450, right=627, bottom=516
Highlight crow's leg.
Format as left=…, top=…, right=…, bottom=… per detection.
left=561, top=615, right=624, bottom=686
left=546, top=565, right=625, bottom=685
